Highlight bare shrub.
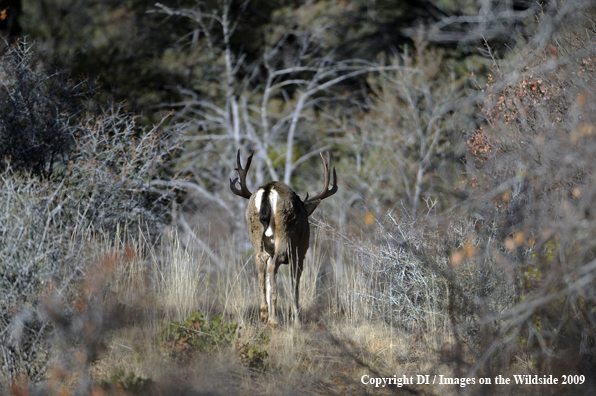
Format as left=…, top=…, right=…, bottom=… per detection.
left=0, top=38, right=90, bottom=179
left=343, top=42, right=471, bottom=216
left=66, top=104, right=181, bottom=233
left=0, top=173, right=78, bottom=383
left=0, top=39, right=182, bottom=386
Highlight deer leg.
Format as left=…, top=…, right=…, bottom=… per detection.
left=266, top=256, right=280, bottom=326
left=291, top=253, right=304, bottom=326
left=256, top=252, right=269, bottom=323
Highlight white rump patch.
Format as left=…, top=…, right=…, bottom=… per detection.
left=265, top=189, right=279, bottom=237
left=254, top=189, right=265, bottom=212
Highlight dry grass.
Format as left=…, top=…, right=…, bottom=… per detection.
left=1, top=210, right=576, bottom=396
left=44, top=226, right=481, bottom=396
left=4, top=211, right=580, bottom=396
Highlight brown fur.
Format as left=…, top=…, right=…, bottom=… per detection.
left=246, top=182, right=310, bottom=325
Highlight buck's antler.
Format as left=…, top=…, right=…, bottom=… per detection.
left=304, top=151, right=338, bottom=204
left=230, top=150, right=253, bottom=199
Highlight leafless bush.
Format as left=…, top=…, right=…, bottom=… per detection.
left=1, top=236, right=156, bottom=394
left=351, top=209, right=514, bottom=346
left=333, top=3, right=596, bottom=386
left=0, top=172, right=78, bottom=384
left=0, top=38, right=90, bottom=179
left=0, top=39, right=182, bottom=386
left=355, top=214, right=450, bottom=333
left=38, top=245, right=145, bottom=395
left=0, top=160, right=171, bottom=386
left=342, top=42, right=471, bottom=216
left=66, top=103, right=182, bottom=233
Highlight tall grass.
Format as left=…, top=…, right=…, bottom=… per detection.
left=0, top=202, right=531, bottom=395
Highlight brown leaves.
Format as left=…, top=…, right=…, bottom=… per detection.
left=363, top=211, right=375, bottom=226
left=467, top=127, right=498, bottom=160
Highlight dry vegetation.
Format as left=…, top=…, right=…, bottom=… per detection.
left=3, top=1, right=596, bottom=396
left=3, top=224, right=467, bottom=396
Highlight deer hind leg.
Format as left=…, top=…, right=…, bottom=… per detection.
left=266, top=256, right=280, bottom=326
left=256, top=252, right=269, bottom=323
left=291, top=252, right=304, bottom=326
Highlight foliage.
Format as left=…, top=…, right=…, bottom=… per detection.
left=3, top=1, right=596, bottom=393
left=20, top=0, right=186, bottom=118
left=236, top=342, right=271, bottom=372
left=159, top=311, right=272, bottom=373
left=159, top=312, right=238, bottom=357
left=236, top=331, right=271, bottom=372
left=17, top=0, right=474, bottom=118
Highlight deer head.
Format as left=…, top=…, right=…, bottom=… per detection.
left=230, top=150, right=337, bottom=326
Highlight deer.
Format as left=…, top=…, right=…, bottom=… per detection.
left=230, top=150, right=338, bottom=326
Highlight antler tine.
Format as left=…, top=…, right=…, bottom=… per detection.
left=305, top=151, right=338, bottom=203
left=229, top=150, right=253, bottom=199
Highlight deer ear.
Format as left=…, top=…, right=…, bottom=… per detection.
left=304, top=199, right=321, bottom=216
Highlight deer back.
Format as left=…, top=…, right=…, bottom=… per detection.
left=245, top=181, right=310, bottom=260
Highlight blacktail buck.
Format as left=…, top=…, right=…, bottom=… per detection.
left=230, top=151, right=338, bottom=326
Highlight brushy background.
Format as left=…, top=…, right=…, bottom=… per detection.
left=1, top=1, right=596, bottom=395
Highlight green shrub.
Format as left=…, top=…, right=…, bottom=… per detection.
left=159, top=312, right=238, bottom=357
left=101, top=369, right=155, bottom=395
left=236, top=343, right=270, bottom=372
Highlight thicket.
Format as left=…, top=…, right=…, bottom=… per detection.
left=354, top=4, right=596, bottom=385
left=0, top=39, right=182, bottom=385
left=0, top=38, right=86, bottom=179
left=459, top=28, right=596, bottom=380
left=375, top=20, right=596, bottom=396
